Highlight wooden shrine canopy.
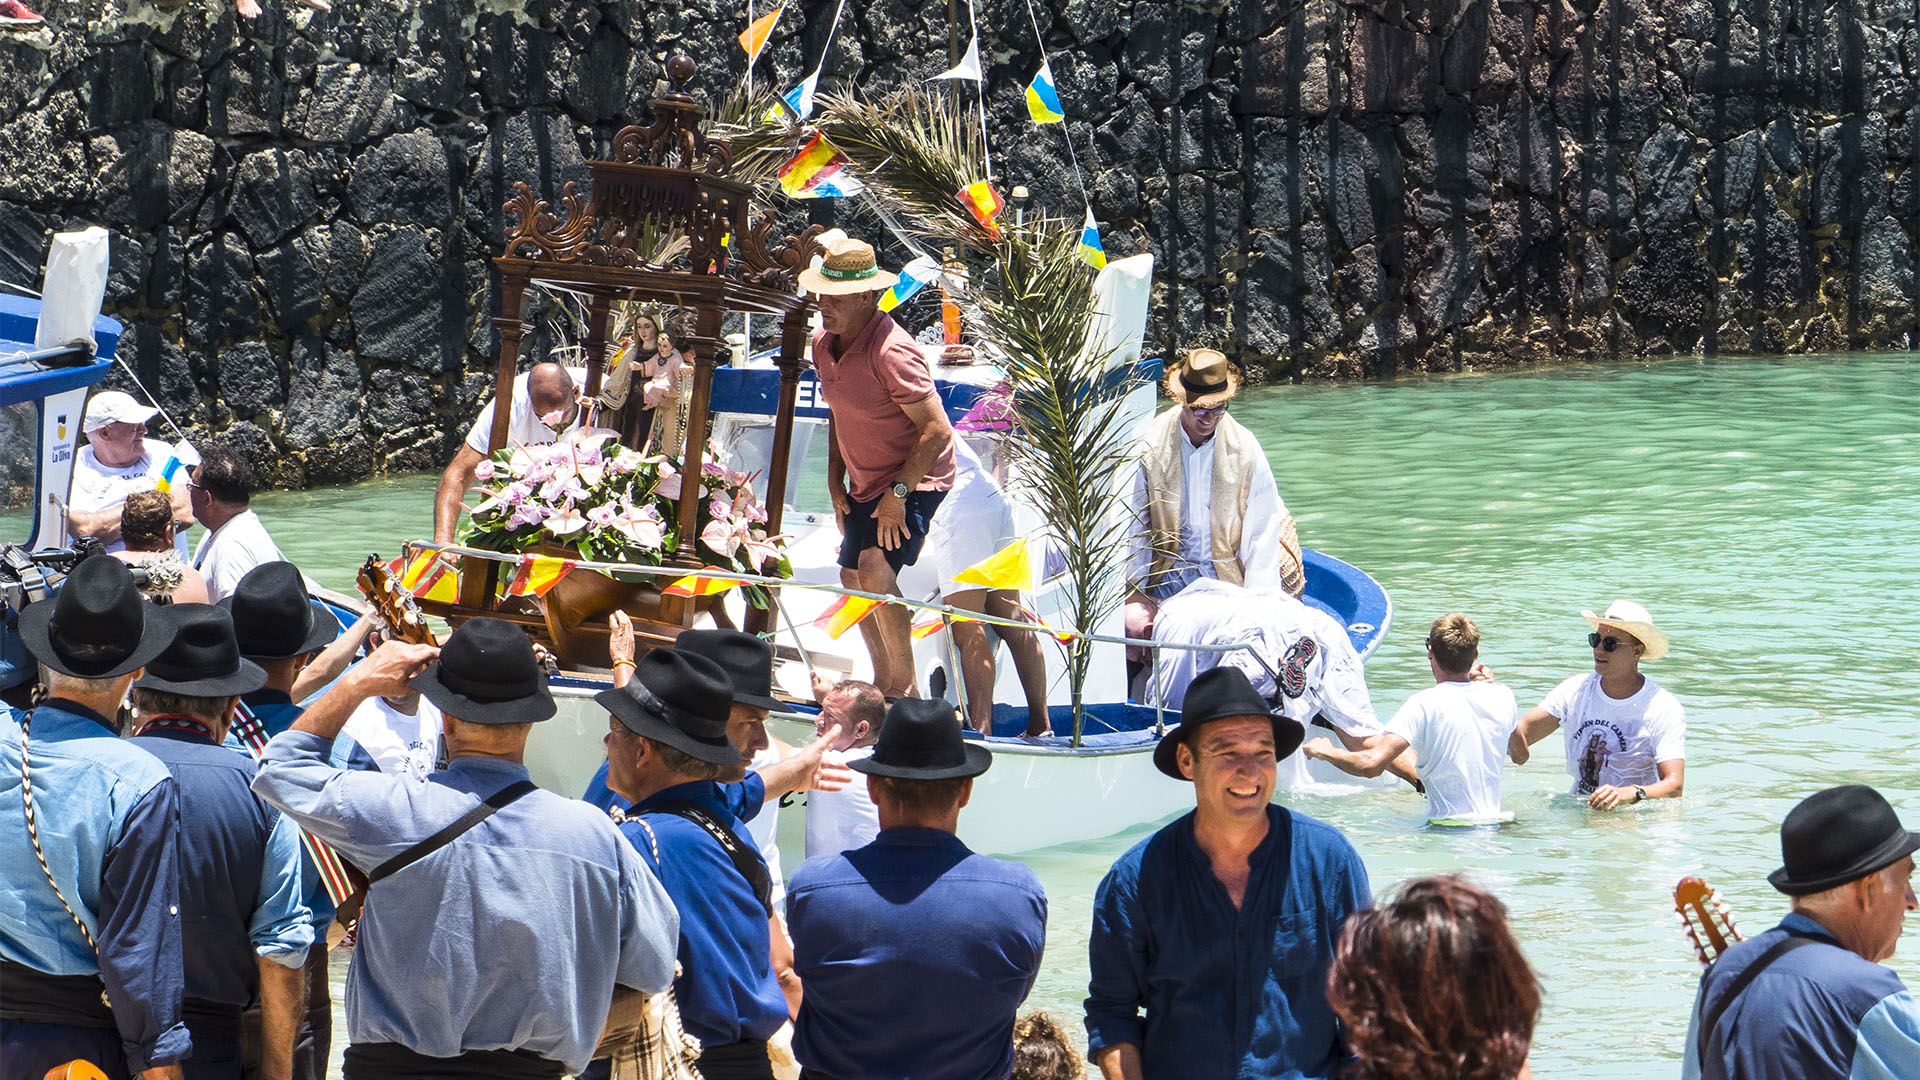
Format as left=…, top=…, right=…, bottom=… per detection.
left=444, top=54, right=829, bottom=646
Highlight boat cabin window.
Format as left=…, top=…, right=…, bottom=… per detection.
left=0, top=400, right=37, bottom=543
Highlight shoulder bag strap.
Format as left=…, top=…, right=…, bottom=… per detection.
left=646, top=800, right=773, bottom=917
left=367, top=779, right=537, bottom=885
left=1697, top=934, right=1819, bottom=1063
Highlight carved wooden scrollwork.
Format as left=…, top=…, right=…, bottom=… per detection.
left=502, top=182, right=599, bottom=263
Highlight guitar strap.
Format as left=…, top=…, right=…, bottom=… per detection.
left=231, top=699, right=362, bottom=907
left=645, top=801, right=774, bottom=917
left=1696, top=933, right=1817, bottom=1063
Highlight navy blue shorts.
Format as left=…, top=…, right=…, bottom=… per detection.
left=839, top=490, right=946, bottom=572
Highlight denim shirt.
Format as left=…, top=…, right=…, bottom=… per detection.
left=131, top=723, right=313, bottom=1008
left=225, top=691, right=364, bottom=929
left=789, top=827, right=1048, bottom=1080
left=253, top=730, right=680, bottom=1073
left=623, top=779, right=789, bottom=1048
left=1085, top=806, right=1371, bottom=1080
left=0, top=700, right=191, bottom=1072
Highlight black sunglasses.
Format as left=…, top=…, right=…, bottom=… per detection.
left=1587, top=632, right=1633, bottom=652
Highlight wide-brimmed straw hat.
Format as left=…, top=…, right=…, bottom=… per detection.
left=18, top=554, right=175, bottom=679
left=1163, top=349, right=1242, bottom=410
left=133, top=604, right=267, bottom=698
left=1152, top=666, right=1305, bottom=780
left=410, top=617, right=556, bottom=725
left=220, top=561, right=338, bottom=660
left=677, top=628, right=780, bottom=711
left=851, top=697, right=992, bottom=780
left=798, top=237, right=901, bottom=296
left=1582, top=600, right=1669, bottom=660
left=597, top=648, right=740, bottom=767
left=1769, top=785, right=1920, bottom=896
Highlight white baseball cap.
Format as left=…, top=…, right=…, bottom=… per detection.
left=83, top=390, right=160, bottom=433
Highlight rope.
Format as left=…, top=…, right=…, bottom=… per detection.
left=18, top=710, right=99, bottom=952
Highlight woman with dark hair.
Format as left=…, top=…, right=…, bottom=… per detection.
left=1328, top=875, right=1541, bottom=1080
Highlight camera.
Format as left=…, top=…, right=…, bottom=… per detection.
left=1, top=539, right=155, bottom=697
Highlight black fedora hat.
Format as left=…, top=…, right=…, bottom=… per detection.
left=851, top=698, right=991, bottom=781
left=1152, top=665, right=1307, bottom=780
left=1769, top=785, right=1920, bottom=896
left=597, top=648, right=740, bottom=767
left=676, top=628, right=780, bottom=711
left=219, top=561, right=338, bottom=660
left=17, top=554, right=175, bottom=679
left=410, top=617, right=555, bottom=725
left=133, top=604, right=268, bottom=698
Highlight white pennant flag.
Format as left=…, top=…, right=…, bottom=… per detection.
left=928, top=34, right=983, bottom=81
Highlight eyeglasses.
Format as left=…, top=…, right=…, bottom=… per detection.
left=1587, top=632, right=1633, bottom=652
left=1185, top=404, right=1226, bottom=419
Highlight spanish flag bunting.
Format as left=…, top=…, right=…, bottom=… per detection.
left=956, top=181, right=1006, bottom=239
left=1025, top=61, right=1065, bottom=124
left=778, top=133, right=863, bottom=199
left=814, top=594, right=880, bottom=639
left=416, top=563, right=459, bottom=604
left=665, top=567, right=742, bottom=598
left=878, top=254, right=942, bottom=313
left=1017, top=601, right=1078, bottom=645
left=507, top=554, right=575, bottom=597
left=950, top=538, right=1033, bottom=592
left=738, top=5, right=784, bottom=63
left=910, top=615, right=946, bottom=639
left=1079, top=207, right=1107, bottom=269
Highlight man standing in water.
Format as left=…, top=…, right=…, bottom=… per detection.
left=1509, top=600, right=1685, bottom=810
left=1085, top=666, right=1370, bottom=1079
left=1683, top=785, right=1918, bottom=1078
left=803, top=235, right=956, bottom=700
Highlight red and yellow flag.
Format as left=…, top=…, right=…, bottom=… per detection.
left=665, top=567, right=741, bottom=598
left=385, top=552, right=458, bottom=603
left=738, top=6, right=784, bottom=63
left=956, top=181, right=1006, bottom=239
left=911, top=616, right=946, bottom=639
left=778, top=133, right=855, bottom=198
left=814, top=594, right=880, bottom=639
left=507, top=554, right=575, bottom=598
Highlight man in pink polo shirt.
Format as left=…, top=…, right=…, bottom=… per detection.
left=803, top=236, right=956, bottom=699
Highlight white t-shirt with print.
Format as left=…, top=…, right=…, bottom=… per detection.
left=69, top=438, right=187, bottom=557
left=1386, top=680, right=1518, bottom=823
left=342, top=695, right=443, bottom=783
left=1541, top=672, right=1686, bottom=795
left=463, top=367, right=589, bottom=454
left=805, top=745, right=880, bottom=859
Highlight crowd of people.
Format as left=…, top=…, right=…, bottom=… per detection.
left=5, top=234, right=1914, bottom=1080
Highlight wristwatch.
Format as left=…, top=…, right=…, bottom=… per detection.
left=1633, top=785, right=1647, bottom=802
left=889, top=481, right=910, bottom=499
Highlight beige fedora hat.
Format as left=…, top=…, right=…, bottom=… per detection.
left=798, top=236, right=901, bottom=296
left=1582, top=599, right=1669, bottom=660
left=1163, top=349, right=1242, bottom=410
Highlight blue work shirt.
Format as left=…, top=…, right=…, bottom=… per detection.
left=130, top=722, right=313, bottom=1011
left=788, top=827, right=1047, bottom=1080
left=1683, top=913, right=1920, bottom=1080
left=584, top=759, right=765, bottom=823
left=0, top=700, right=191, bottom=1072
left=225, top=690, right=363, bottom=929
left=253, top=730, right=680, bottom=1074
left=1085, top=806, right=1370, bottom=1080
left=622, top=779, right=789, bottom=1048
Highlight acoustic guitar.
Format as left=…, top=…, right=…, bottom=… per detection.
left=356, top=554, right=440, bottom=648
left=1675, top=876, right=1744, bottom=966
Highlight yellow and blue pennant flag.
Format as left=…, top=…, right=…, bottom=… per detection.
left=1025, top=61, right=1065, bottom=124
left=1078, top=207, right=1106, bottom=269
left=878, top=255, right=942, bottom=313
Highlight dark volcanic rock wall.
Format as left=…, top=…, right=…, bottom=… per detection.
left=2, top=0, right=1915, bottom=483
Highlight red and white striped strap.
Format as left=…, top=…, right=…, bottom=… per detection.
left=233, top=702, right=359, bottom=907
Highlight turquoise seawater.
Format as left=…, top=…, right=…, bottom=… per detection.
left=253, top=353, right=1919, bottom=1077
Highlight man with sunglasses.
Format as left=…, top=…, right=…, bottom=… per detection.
left=1508, top=600, right=1686, bottom=811
left=1124, top=350, right=1304, bottom=651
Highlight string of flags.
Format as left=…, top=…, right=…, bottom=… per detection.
left=879, top=254, right=944, bottom=313
left=778, top=133, right=864, bottom=199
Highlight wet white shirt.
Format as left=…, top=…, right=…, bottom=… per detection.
left=1386, top=680, right=1518, bottom=824
left=1541, top=672, right=1686, bottom=795
left=192, top=509, right=284, bottom=602
left=463, top=367, right=589, bottom=454
left=804, top=745, right=880, bottom=859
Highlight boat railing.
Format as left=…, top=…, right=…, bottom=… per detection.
left=403, top=540, right=1275, bottom=740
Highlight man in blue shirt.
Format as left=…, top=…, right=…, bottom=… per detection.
left=598, top=647, right=791, bottom=1080
left=787, top=697, right=1047, bottom=1080
left=1683, top=784, right=1919, bottom=1080
left=222, top=560, right=357, bottom=1080
left=128, top=604, right=313, bottom=1080
left=1085, top=666, right=1371, bottom=1080
left=252, top=619, right=680, bottom=1079
left=1, top=555, right=190, bottom=1080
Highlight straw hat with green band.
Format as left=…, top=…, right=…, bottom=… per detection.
left=799, top=237, right=902, bottom=296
